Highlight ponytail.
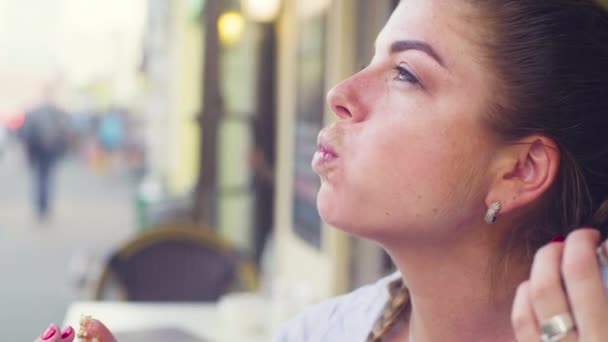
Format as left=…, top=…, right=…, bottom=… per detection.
left=366, top=279, right=410, bottom=342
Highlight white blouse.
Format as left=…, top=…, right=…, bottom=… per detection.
left=274, top=272, right=401, bottom=342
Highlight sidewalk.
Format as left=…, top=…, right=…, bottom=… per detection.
left=0, top=144, right=136, bottom=340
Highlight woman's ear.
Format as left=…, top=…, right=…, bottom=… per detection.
left=486, top=136, right=560, bottom=215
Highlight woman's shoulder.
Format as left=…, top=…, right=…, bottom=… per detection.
left=273, top=271, right=401, bottom=342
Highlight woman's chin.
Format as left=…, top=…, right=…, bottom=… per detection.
left=316, top=186, right=367, bottom=235
left=316, top=186, right=400, bottom=240
left=316, top=186, right=344, bottom=226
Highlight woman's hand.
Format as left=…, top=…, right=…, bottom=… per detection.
left=34, top=318, right=116, bottom=342
left=512, top=228, right=608, bottom=341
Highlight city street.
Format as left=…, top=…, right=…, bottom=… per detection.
left=0, top=141, right=136, bottom=340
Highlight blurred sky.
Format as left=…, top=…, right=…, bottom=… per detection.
left=0, top=0, right=147, bottom=112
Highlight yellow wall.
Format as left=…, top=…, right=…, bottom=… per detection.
left=168, top=1, right=202, bottom=194
left=274, top=0, right=357, bottom=299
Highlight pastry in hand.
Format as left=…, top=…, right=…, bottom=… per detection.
left=76, top=316, right=117, bottom=342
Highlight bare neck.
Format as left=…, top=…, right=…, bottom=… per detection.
left=382, top=229, right=529, bottom=342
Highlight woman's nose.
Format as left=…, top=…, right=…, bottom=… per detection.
left=326, top=83, right=352, bottom=120
left=326, top=75, right=364, bottom=121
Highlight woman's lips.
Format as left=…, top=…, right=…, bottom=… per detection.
left=318, top=143, right=338, bottom=159
left=312, top=134, right=340, bottom=174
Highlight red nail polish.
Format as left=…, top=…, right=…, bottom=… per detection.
left=551, top=236, right=566, bottom=243
left=42, top=325, right=57, bottom=340
left=61, top=326, right=73, bottom=339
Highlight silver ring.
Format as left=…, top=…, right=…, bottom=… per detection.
left=597, top=245, right=608, bottom=267
left=540, top=312, right=576, bottom=342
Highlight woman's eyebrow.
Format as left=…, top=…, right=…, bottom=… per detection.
left=390, top=40, right=445, bottom=68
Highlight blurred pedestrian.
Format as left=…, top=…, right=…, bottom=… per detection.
left=20, top=88, right=70, bottom=221
left=97, top=108, right=125, bottom=172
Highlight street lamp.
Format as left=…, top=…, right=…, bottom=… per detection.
left=240, top=0, right=281, bottom=22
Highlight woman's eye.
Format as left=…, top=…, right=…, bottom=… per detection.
left=393, top=64, right=419, bottom=85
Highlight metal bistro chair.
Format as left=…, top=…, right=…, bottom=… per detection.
left=93, top=222, right=258, bottom=302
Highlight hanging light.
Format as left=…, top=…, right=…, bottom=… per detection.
left=240, top=0, right=281, bottom=23
left=218, top=11, right=245, bottom=47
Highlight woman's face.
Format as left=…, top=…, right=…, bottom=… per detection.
left=314, top=0, right=500, bottom=241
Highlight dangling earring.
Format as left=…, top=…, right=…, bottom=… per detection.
left=484, top=201, right=502, bottom=224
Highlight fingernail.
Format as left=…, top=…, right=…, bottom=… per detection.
left=61, top=326, right=73, bottom=339
left=551, top=236, right=566, bottom=243
left=42, top=324, right=57, bottom=340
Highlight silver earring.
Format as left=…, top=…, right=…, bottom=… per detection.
left=484, top=202, right=502, bottom=224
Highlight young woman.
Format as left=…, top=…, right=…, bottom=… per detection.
left=35, top=0, right=608, bottom=341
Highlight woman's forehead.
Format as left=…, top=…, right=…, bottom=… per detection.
left=381, top=1, right=470, bottom=42
left=380, top=1, right=435, bottom=40
left=377, top=1, right=484, bottom=68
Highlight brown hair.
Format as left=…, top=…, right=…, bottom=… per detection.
left=368, top=0, right=608, bottom=339
left=473, top=0, right=608, bottom=254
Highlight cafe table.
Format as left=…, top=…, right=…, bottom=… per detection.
left=63, top=301, right=273, bottom=342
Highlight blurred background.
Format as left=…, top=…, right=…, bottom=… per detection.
left=0, top=0, right=405, bottom=340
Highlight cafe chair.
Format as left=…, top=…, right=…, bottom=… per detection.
left=93, top=222, right=258, bottom=302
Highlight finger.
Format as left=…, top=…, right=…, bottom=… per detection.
left=528, top=240, right=578, bottom=341
left=529, top=241, right=571, bottom=319
left=511, top=281, right=540, bottom=342
left=79, top=318, right=117, bottom=342
left=60, top=326, right=75, bottom=342
left=562, top=229, right=608, bottom=339
left=34, top=324, right=61, bottom=342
